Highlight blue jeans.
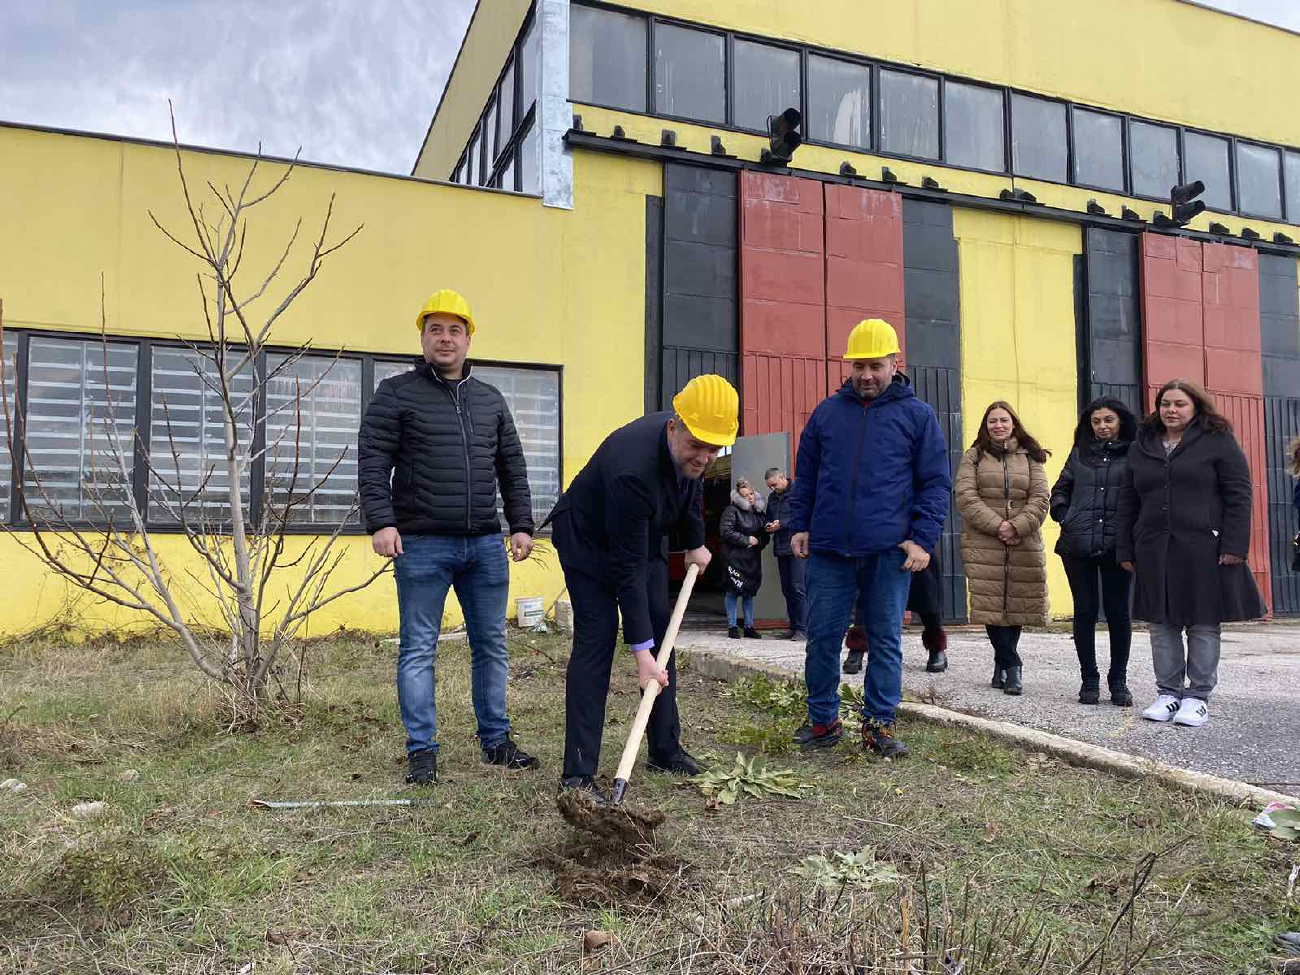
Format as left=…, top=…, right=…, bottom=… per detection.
left=804, top=548, right=911, bottom=725
left=725, top=593, right=754, bottom=628
left=392, top=534, right=512, bottom=755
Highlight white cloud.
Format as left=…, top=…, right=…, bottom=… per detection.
left=0, top=0, right=476, bottom=173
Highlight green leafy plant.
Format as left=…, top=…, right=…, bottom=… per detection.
left=1263, top=808, right=1300, bottom=841
left=689, top=752, right=809, bottom=805
left=726, top=674, right=807, bottom=718
left=790, top=847, right=901, bottom=891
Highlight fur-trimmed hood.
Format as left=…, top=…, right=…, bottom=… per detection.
left=730, top=489, right=766, bottom=513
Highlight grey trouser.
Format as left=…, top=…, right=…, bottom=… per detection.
left=1148, top=623, right=1221, bottom=700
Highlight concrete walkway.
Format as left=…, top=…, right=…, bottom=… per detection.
left=676, top=621, right=1300, bottom=795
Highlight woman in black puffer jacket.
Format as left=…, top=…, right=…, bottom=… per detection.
left=720, top=477, right=769, bottom=639
left=1050, top=397, right=1137, bottom=707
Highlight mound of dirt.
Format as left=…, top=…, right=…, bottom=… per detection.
left=556, top=790, right=664, bottom=847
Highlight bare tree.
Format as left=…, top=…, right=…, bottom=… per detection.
left=0, top=108, right=388, bottom=726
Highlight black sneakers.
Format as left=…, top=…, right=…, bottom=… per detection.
left=1109, top=681, right=1133, bottom=706
left=728, top=626, right=741, bottom=639
left=1003, top=666, right=1024, bottom=696
left=990, top=667, right=1006, bottom=689
left=1079, top=679, right=1101, bottom=705
left=482, top=738, right=540, bottom=770
left=405, top=748, right=437, bottom=785
left=861, top=720, right=909, bottom=759
left=647, top=749, right=704, bottom=776
left=792, top=717, right=843, bottom=748
left=743, top=626, right=763, bottom=640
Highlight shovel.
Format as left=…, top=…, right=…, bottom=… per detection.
left=610, top=561, right=699, bottom=805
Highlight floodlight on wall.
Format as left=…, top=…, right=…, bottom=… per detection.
left=761, top=108, right=803, bottom=164
left=1170, top=180, right=1207, bottom=226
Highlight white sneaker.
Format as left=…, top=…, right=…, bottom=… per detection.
left=1172, top=697, right=1209, bottom=728
left=1142, top=694, right=1180, bottom=722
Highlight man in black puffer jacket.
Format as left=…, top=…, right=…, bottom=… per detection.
left=359, top=289, right=537, bottom=785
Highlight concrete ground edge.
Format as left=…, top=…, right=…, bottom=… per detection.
left=683, top=647, right=1299, bottom=808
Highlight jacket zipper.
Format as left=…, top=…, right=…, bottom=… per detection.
left=1001, top=454, right=1011, bottom=617
left=438, top=374, right=474, bottom=532
left=841, top=403, right=871, bottom=555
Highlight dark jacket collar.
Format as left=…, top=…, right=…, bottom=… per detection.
left=1080, top=437, right=1131, bottom=464
left=834, top=371, right=913, bottom=405
left=1137, top=421, right=1203, bottom=458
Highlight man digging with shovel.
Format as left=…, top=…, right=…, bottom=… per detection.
left=547, top=375, right=739, bottom=807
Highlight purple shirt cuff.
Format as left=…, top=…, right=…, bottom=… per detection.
left=630, top=639, right=655, bottom=653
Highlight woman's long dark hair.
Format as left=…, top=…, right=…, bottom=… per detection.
left=971, top=401, right=1051, bottom=463
left=1141, top=379, right=1233, bottom=436
left=1072, top=397, right=1137, bottom=459
left=1289, top=434, right=1300, bottom=478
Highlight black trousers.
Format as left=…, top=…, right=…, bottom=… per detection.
left=776, top=555, right=807, bottom=633
left=1060, top=553, right=1133, bottom=685
left=986, top=625, right=1022, bottom=669
left=557, top=547, right=679, bottom=779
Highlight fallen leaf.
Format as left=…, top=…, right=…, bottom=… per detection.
left=266, top=929, right=288, bottom=946
left=583, top=929, right=616, bottom=953
left=118, top=769, right=141, bottom=783
left=982, top=822, right=1001, bottom=843
left=71, top=801, right=106, bottom=819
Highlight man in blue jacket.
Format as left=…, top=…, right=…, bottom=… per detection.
left=788, top=319, right=950, bottom=758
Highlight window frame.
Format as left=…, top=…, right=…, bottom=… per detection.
left=942, top=77, right=1009, bottom=176
left=876, top=64, right=942, bottom=164
left=1234, top=138, right=1285, bottom=221
left=0, top=327, right=564, bottom=536
left=648, top=16, right=729, bottom=128
left=1009, top=90, right=1070, bottom=185
left=568, top=3, right=648, bottom=115
left=1126, top=116, right=1182, bottom=204
left=728, top=34, right=804, bottom=135
left=1181, top=127, right=1235, bottom=213
left=1068, top=104, right=1128, bottom=195
left=803, top=49, right=873, bottom=154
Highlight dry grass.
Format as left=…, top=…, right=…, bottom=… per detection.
left=1, top=631, right=1297, bottom=974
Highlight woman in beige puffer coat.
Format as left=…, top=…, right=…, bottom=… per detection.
left=955, top=401, right=1051, bottom=696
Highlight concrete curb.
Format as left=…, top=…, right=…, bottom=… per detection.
left=684, top=647, right=1299, bottom=808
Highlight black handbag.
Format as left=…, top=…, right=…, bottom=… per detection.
left=1293, top=530, right=1300, bottom=573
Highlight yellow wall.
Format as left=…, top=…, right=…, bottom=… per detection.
left=952, top=209, right=1081, bottom=620
left=412, top=0, right=531, bottom=180
left=0, top=125, right=662, bottom=637
left=629, top=0, right=1300, bottom=148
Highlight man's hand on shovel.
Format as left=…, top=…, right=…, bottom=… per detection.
left=634, top=648, right=670, bottom=690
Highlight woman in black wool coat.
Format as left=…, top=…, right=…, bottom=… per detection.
left=1050, top=397, right=1137, bottom=707
left=720, top=477, right=769, bottom=639
left=1116, top=379, right=1266, bottom=729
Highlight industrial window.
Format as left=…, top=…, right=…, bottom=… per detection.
left=22, top=336, right=138, bottom=524
left=1011, top=93, right=1067, bottom=183
left=1236, top=141, right=1283, bottom=219
left=1072, top=109, right=1124, bottom=191
left=497, top=156, right=517, bottom=192
left=654, top=23, right=725, bottom=124
left=0, top=341, right=14, bottom=523
left=879, top=69, right=938, bottom=160
left=570, top=4, right=647, bottom=112
left=485, top=98, right=500, bottom=168
left=1130, top=121, right=1179, bottom=199
left=1286, top=152, right=1300, bottom=224
left=806, top=54, right=870, bottom=150
left=373, top=360, right=562, bottom=531
left=451, top=159, right=464, bottom=185
left=520, top=124, right=539, bottom=195
left=498, top=61, right=516, bottom=142
left=732, top=39, right=800, bottom=133
left=263, top=354, right=362, bottom=527
left=148, top=347, right=256, bottom=524
left=944, top=81, right=1004, bottom=172
left=520, top=17, right=538, bottom=116
left=1183, top=132, right=1232, bottom=212
left=466, top=132, right=478, bottom=188
left=474, top=125, right=488, bottom=184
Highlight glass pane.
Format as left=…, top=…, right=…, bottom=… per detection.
left=451, top=160, right=463, bottom=185
left=654, top=23, right=725, bottom=124
left=520, top=123, right=539, bottom=195
left=498, top=61, right=516, bottom=141
left=1286, top=152, right=1300, bottom=224
left=520, top=17, right=538, bottom=114
left=944, top=81, right=1004, bottom=172
left=474, top=366, right=561, bottom=530
left=1011, top=93, right=1066, bottom=183
left=148, top=347, right=255, bottom=524
left=570, top=5, right=646, bottom=112
left=466, top=133, right=478, bottom=187
left=1130, top=121, right=1179, bottom=199
left=732, top=39, right=800, bottom=133
left=264, top=355, right=362, bottom=526
left=485, top=100, right=499, bottom=168
left=807, top=54, right=869, bottom=150
left=498, top=155, right=516, bottom=192
left=23, top=337, right=138, bottom=524
left=1072, top=109, right=1124, bottom=191
left=475, top=125, right=488, bottom=184
left=0, top=339, right=15, bottom=523
left=879, top=70, right=938, bottom=160
left=1237, top=141, right=1282, bottom=219
left=1183, top=132, right=1232, bottom=211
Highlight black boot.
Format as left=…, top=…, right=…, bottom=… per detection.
left=922, top=627, right=948, bottom=673
left=990, top=667, right=1006, bottom=689
left=1109, top=681, right=1133, bottom=706
left=1003, top=666, right=1023, bottom=696
left=925, top=649, right=948, bottom=673
left=482, top=738, right=540, bottom=770
left=743, top=626, right=763, bottom=640
left=647, top=748, right=704, bottom=776
left=559, top=775, right=610, bottom=807
left=1078, top=678, right=1101, bottom=705
left=405, top=748, right=437, bottom=785
left=843, top=649, right=864, bottom=674
left=728, top=626, right=740, bottom=639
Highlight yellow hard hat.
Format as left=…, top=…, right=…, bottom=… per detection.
left=415, top=288, right=476, bottom=335
left=843, top=318, right=901, bottom=359
left=672, top=374, right=739, bottom=447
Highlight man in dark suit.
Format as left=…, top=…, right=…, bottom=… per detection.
left=548, top=375, right=739, bottom=802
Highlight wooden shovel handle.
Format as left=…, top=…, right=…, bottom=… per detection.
left=612, top=562, right=700, bottom=788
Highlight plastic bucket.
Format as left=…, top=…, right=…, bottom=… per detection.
left=517, top=597, right=545, bottom=627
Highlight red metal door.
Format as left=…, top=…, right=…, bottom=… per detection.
left=739, top=171, right=826, bottom=468
left=824, top=185, right=906, bottom=391
left=1139, top=234, right=1204, bottom=410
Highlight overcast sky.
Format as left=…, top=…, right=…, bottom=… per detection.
left=1, top=0, right=1295, bottom=176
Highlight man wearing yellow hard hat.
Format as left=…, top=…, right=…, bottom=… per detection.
left=787, top=319, right=951, bottom=759
left=546, top=374, right=738, bottom=803
left=359, top=289, right=538, bottom=786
